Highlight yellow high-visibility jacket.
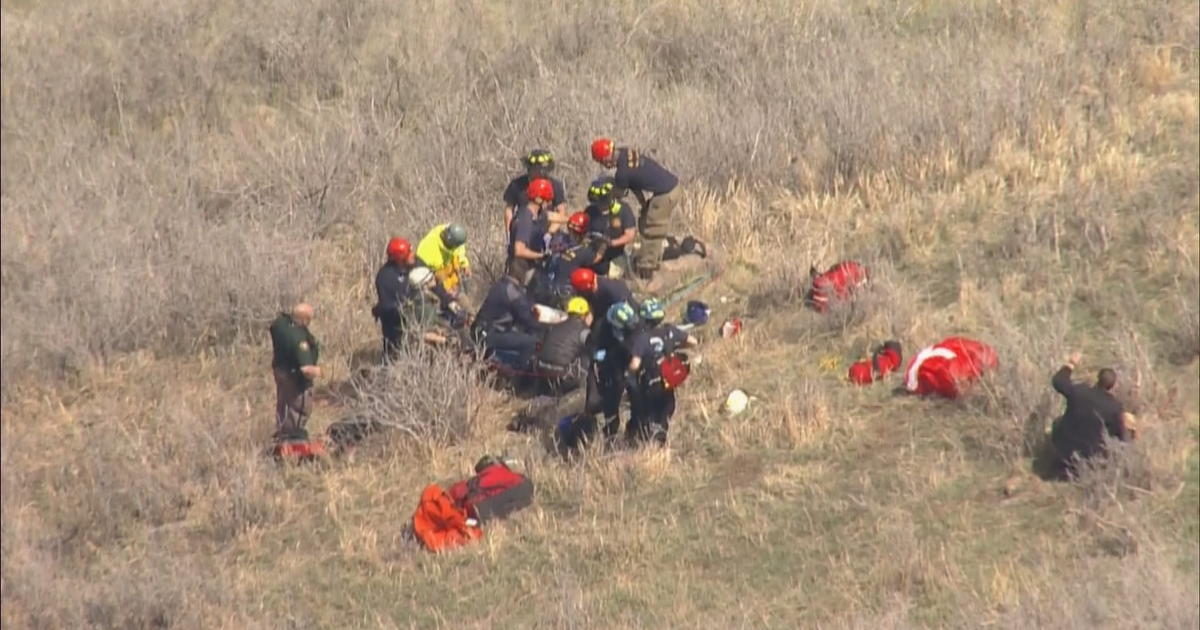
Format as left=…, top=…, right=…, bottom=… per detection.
left=416, top=224, right=470, bottom=292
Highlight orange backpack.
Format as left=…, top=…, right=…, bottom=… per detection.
left=411, top=484, right=483, bottom=552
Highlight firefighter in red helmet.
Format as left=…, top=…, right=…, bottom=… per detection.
left=373, top=237, right=417, bottom=361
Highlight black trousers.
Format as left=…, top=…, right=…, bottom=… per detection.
left=628, top=389, right=675, bottom=446
left=379, top=311, right=403, bottom=361
left=585, top=357, right=626, bottom=437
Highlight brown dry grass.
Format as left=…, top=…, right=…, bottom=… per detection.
left=2, top=0, right=1199, bottom=628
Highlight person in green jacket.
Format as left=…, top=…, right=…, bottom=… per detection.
left=269, top=303, right=321, bottom=439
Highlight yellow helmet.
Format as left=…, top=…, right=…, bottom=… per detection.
left=565, top=296, right=591, bottom=317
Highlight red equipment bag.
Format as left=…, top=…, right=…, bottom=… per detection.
left=411, top=483, right=483, bottom=552
left=806, top=261, right=869, bottom=313
left=848, top=344, right=903, bottom=385
left=448, top=461, right=534, bottom=523
left=272, top=437, right=327, bottom=463
left=904, top=337, right=998, bottom=399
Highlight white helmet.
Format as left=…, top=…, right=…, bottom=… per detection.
left=724, top=389, right=750, bottom=415
left=408, top=266, right=435, bottom=288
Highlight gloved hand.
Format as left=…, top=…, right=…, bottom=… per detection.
left=593, top=349, right=607, bottom=362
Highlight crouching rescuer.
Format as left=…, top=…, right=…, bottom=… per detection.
left=269, top=303, right=321, bottom=440
left=532, top=296, right=593, bottom=387
left=591, top=138, right=679, bottom=280
left=625, top=298, right=697, bottom=445
left=472, top=267, right=545, bottom=370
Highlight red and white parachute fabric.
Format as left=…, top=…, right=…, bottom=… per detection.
left=903, top=337, right=998, bottom=399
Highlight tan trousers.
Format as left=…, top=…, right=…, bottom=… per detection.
left=273, top=367, right=312, bottom=437
left=635, top=188, right=678, bottom=274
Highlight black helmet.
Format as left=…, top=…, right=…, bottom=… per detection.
left=587, top=176, right=616, bottom=204
left=525, top=149, right=555, bottom=176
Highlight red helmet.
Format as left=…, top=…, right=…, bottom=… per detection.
left=526, top=177, right=554, bottom=204
left=570, top=267, right=598, bottom=293
left=567, top=212, right=590, bottom=235
left=386, top=237, right=412, bottom=262
left=591, top=138, right=615, bottom=163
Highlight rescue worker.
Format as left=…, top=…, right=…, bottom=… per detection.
left=507, top=177, right=554, bottom=286
left=575, top=300, right=642, bottom=441
left=569, top=267, right=634, bottom=337
left=503, top=149, right=568, bottom=236
left=1049, top=352, right=1133, bottom=478
left=583, top=176, right=637, bottom=276
left=625, top=298, right=698, bottom=445
left=416, top=222, right=471, bottom=325
left=268, top=303, right=321, bottom=440
left=532, top=296, right=594, bottom=389
left=372, top=237, right=417, bottom=361
left=472, top=267, right=544, bottom=370
left=590, top=138, right=679, bottom=279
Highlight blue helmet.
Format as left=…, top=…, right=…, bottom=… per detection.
left=685, top=300, right=710, bottom=326
left=606, top=301, right=639, bottom=330
left=639, top=297, right=666, bottom=324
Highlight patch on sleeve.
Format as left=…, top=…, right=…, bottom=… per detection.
left=298, top=341, right=309, bottom=351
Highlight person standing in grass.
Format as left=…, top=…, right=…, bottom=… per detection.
left=507, top=177, right=555, bottom=286
left=590, top=138, right=679, bottom=280
left=502, top=149, right=568, bottom=237
left=269, top=303, right=321, bottom=440
left=1049, top=351, right=1133, bottom=477
left=624, top=298, right=698, bottom=446
left=373, top=237, right=418, bottom=362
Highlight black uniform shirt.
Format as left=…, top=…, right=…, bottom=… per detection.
left=374, top=260, right=413, bottom=314
left=612, top=148, right=678, bottom=197
left=475, top=276, right=540, bottom=333
left=503, top=174, right=567, bottom=209
left=508, top=206, right=548, bottom=261
left=1051, top=366, right=1128, bottom=457
left=585, top=200, right=637, bottom=248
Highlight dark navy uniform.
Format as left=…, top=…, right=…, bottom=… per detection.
left=585, top=278, right=634, bottom=333
left=611, top=148, right=677, bottom=199
left=585, top=200, right=637, bottom=275
left=472, top=276, right=543, bottom=369
left=581, top=289, right=640, bottom=439
left=504, top=175, right=567, bottom=210
left=626, top=324, right=690, bottom=445
left=373, top=260, right=414, bottom=360
left=507, top=205, right=550, bottom=283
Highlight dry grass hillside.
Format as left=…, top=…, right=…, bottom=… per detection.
left=2, top=0, right=1198, bottom=628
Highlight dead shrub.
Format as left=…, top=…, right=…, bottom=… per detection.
left=345, top=344, right=497, bottom=446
